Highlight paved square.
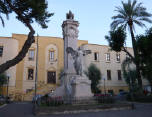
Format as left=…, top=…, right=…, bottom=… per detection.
left=0, top=102, right=152, bottom=117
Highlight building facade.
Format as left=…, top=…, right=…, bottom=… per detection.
left=0, top=34, right=149, bottom=101
left=82, top=44, right=132, bottom=94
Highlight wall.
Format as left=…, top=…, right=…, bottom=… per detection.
left=82, top=44, right=149, bottom=94
left=10, top=34, right=88, bottom=96
left=0, top=38, right=19, bottom=96
left=1, top=34, right=149, bottom=97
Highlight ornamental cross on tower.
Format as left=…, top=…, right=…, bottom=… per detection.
left=66, top=10, right=74, bottom=20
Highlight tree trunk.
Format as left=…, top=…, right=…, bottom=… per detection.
left=129, top=24, right=143, bottom=89
left=150, top=83, right=152, bottom=94
left=0, top=31, right=35, bottom=74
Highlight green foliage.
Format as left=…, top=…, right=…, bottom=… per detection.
left=13, top=0, right=53, bottom=28
left=122, top=58, right=143, bottom=98
left=105, top=27, right=126, bottom=52
left=133, top=96, right=152, bottom=103
left=0, top=0, right=53, bottom=74
left=0, top=73, right=7, bottom=86
left=122, top=58, right=138, bottom=87
left=0, top=0, right=53, bottom=28
left=124, top=69, right=138, bottom=92
left=95, top=95, right=114, bottom=104
left=40, top=95, right=64, bottom=107
left=111, top=0, right=152, bottom=30
left=85, top=64, right=101, bottom=94
left=136, top=27, right=152, bottom=86
left=109, top=0, right=152, bottom=89
left=0, top=0, right=12, bottom=27
left=109, top=0, right=152, bottom=53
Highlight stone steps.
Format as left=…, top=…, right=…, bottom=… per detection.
left=23, top=84, right=57, bottom=101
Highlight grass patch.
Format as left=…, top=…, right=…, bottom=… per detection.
left=0, top=103, right=4, bottom=106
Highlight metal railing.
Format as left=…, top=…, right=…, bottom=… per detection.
left=37, top=95, right=115, bottom=107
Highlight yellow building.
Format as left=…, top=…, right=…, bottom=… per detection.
left=0, top=34, right=88, bottom=101
left=0, top=34, right=149, bottom=101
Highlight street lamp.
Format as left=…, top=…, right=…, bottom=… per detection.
left=6, top=74, right=10, bottom=97
left=103, top=78, right=106, bottom=95
left=34, top=34, right=39, bottom=106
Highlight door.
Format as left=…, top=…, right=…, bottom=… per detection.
left=47, top=71, right=56, bottom=84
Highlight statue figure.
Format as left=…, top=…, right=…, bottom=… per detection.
left=66, top=10, right=74, bottom=20
left=66, top=47, right=91, bottom=76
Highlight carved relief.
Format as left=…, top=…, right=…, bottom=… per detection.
left=63, top=26, right=78, bottom=39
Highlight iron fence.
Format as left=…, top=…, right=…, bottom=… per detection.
left=37, top=95, right=115, bottom=107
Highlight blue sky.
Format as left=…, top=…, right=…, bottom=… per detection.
left=0, top=0, right=152, bottom=47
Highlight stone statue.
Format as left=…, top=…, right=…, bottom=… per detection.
left=66, top=10, right=74, bottom=20
left=66, top=47, right=91, bottom=76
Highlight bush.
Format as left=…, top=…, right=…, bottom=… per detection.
left=94, top=94, right=115, bottom=104
left=134, top=96, right=152, bottom=103
left=126, top=92, right=152, bottom=103
left=85, top=64, right=102, bottom=94
left=40, top=96, right=64, bottom=106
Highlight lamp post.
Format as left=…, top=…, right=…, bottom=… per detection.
left=34, top=34, right=39, bottom=106
left=6, top=74, right=10, bottom=97
left=103, top=78, right=106, bottom=95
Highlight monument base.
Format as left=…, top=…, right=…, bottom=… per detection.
left=48, top=85, right=65, bottom=97
left=49, top=75, right=93, bottom=99
left=71, top=75, right=93, bottom=98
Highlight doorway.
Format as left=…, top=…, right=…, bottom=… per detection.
left=47, top=71, right=56, bottom=84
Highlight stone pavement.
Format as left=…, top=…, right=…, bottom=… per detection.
left=0, top=102, right=152, bottom=117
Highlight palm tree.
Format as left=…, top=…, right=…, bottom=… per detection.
left=111, top=0, right=152, bottom=89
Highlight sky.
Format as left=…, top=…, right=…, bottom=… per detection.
left=0, top=0, right=152, bottom=47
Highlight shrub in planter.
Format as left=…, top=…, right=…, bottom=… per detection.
left=47, top=96, right=64, bottom=106
left=127, top=92, right=152, bottom=103
left=41, top=96, right=64, bottom=106
left=134, top=96, right=152, bottom=103
left=94, top=94, right=115, bottom=104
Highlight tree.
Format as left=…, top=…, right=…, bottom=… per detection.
left=105, top=27, right=126, bottom=52
left=85, top=64, right=101, bottom=94
left=122, top=58, right=138, bottom=95
left=0, top=73, right=7, bottom=86
left=0, top=73, right=7, bottom=94
left=105, top=27, right=134, bottom=60
left=105, top=27, right=136, bottom=84
left=136, top=28, right=152, bottom=90
left=0, top=0, right=53, bottom=74
left=110, top=0, right=152, bottom=89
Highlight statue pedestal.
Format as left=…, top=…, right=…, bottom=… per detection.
left=71, top=76, right=93, bottom=98
left=49, top=74, right=93, bottom=99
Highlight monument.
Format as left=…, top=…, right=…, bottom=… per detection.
left=49, top=11, right=93, bottom=100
